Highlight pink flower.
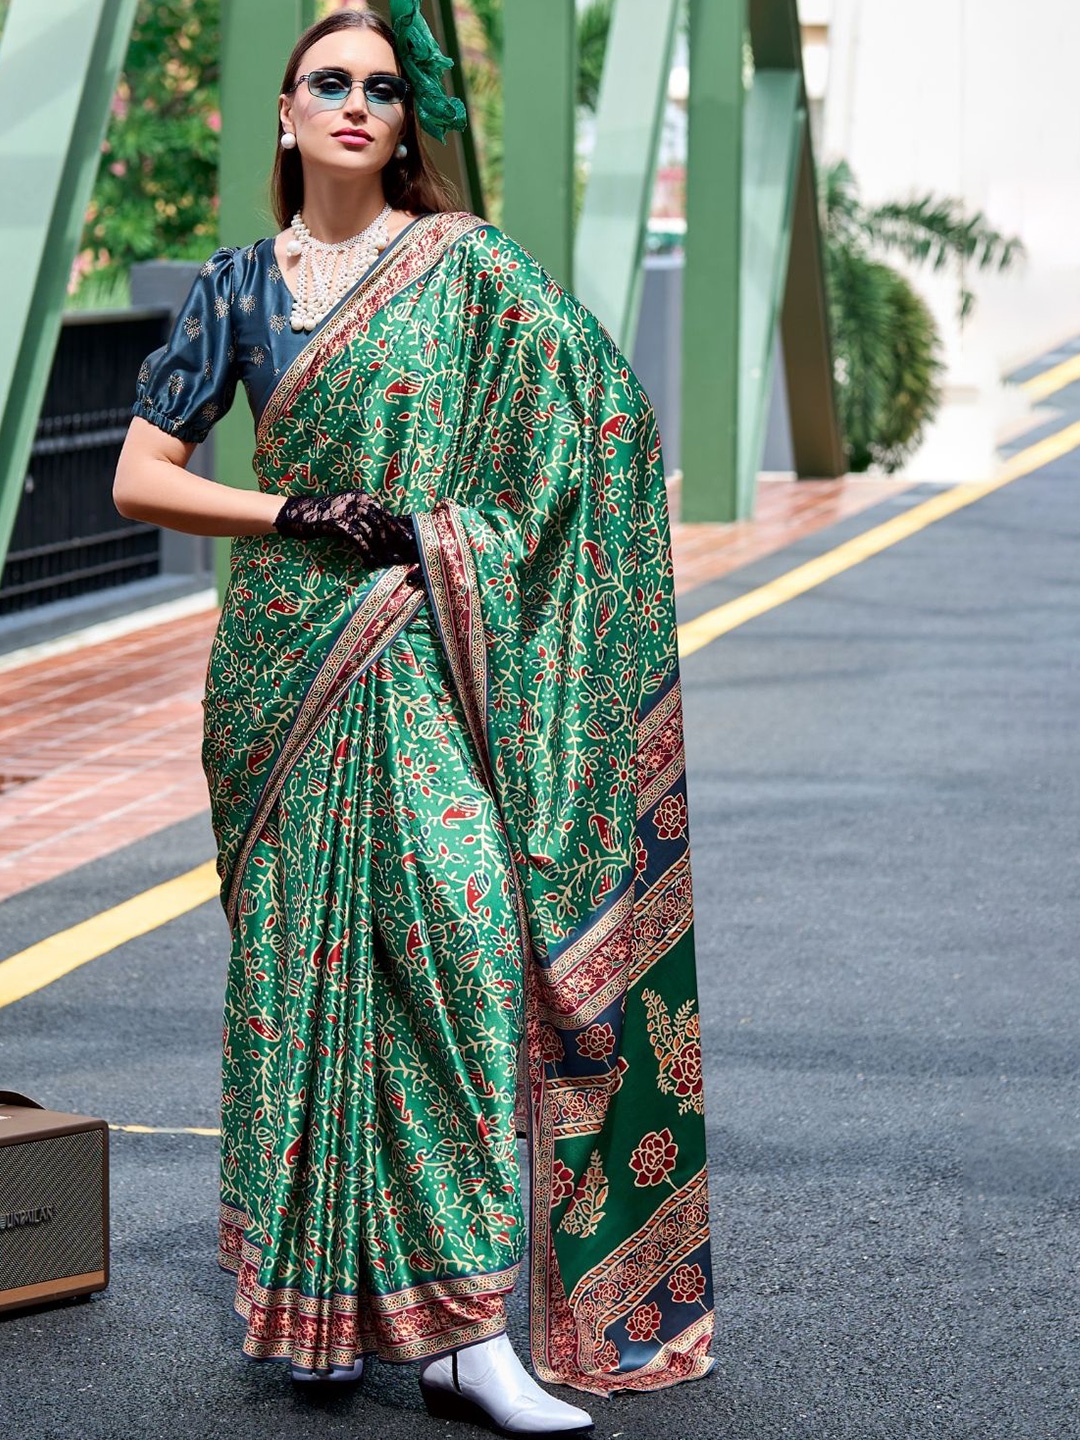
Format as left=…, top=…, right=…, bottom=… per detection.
left=667, top=1262, right=707, bottom=1305
left=206, top=110, right=221, bottom=133
left=625, top=1302, right=662, bottom=1343
left=629, top=1127, right=678, bottom=1186
left=576, top=1022, right=616, bottom=1060
left=109, top=160, right=127, bottom=177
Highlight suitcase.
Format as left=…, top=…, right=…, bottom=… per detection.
left=0, top=1090, right=109, bottom=1313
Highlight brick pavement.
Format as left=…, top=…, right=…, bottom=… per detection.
left=0, top=475, right=910, bottom=903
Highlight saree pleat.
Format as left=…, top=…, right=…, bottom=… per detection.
left=205, top=209, right=716, bottom=1394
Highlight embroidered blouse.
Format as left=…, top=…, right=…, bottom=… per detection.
left=132, top=215, right=427, bottom=444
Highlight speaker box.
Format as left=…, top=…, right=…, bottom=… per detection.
left=0, top=1091, right=109, bottom=1313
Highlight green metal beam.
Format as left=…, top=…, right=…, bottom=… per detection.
left=502, top=0, right=576, bottom=290
left=750, top=0, right=843, bottom=481
left=214, top=0, right=309, bottom=595
left=0, top=0, right=137, bottom=576
left=748, top=0, right=802, bottom=68
left=574, top=0, right=679, bottom=356
left=737, top=71, right=802, bottom=512
left=681, top=0, right=744, bottom=523
left=429, top=0, right=485, bottom=216
left=780, top=124, right=845, bottom=479
left=682, top=0, right=841, bottom=523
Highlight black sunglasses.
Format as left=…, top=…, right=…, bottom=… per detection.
left=291, top=68, right=410, bottom=107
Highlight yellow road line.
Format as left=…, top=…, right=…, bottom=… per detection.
left=0, top=861, right=219, bottom=1009
left=679, top=420, right=1080, bottom=659
left=109, top=1123, right=221, bottom=1136
left=1020, top=351, right=1080, bottom=404
left=3, top=416, right=1080, bottom=1013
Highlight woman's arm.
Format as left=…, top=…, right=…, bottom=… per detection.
left=113, top=416, right=284, bottom=536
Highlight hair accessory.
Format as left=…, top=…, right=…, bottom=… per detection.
left=280, top=131, right=297, bottom=150
left=389, top=0, right=467, bottom=143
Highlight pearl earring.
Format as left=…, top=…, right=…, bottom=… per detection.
left=280, top=132, right=297, bottom=150
left=395, top=142, right=407, bottom=158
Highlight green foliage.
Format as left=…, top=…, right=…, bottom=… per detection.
left=822, top=159, right=1023, bottom=472
left=71, top=0, right=219, bottom=301
left=64, top=267, right=133, bottom=312
left=576, top=0, right=614, bottom=112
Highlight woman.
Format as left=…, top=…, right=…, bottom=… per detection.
left=114, top=5, right=716, bottom=1432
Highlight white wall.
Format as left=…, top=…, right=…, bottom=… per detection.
left=820, top=0, right=1080, bottom=479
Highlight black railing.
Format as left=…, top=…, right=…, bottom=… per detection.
left=0, top=308, right=170, bottom=616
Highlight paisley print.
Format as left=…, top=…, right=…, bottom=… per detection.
left=193, top=210, right=716, bottom=1394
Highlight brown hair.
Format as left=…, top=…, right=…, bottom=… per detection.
left=271, top=8, right=460, bottom=229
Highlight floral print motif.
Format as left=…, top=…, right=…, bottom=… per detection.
left=625, top=1301, right=663, bottom=1342
left=557, top=1149, right=608, bottom=1237
left=653, top=792, right=687, bottom=841
left=576, top=1022, right=617, bottom=1059
left=667, top=1262, right=708, bottom=1306
left=642, top=990, right=705, bottom=1115
left=629, top=1127, right=679, bottom=1187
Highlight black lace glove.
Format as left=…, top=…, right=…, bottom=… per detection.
left=273, top=490, right=420, bottom=568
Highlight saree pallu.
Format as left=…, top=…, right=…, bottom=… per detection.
left=205, top=209, right=716, bottom=1396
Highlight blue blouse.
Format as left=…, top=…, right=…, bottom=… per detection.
left=132, top=215, right=426, bottom=443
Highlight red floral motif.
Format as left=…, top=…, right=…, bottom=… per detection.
left=669, top=1039, right=703, bottom=1100
left=628, top=1127, right=678, bottom=1186
left=667, top=1262, right=707, bottom=1305
left=653, top=793, right=687, bottom=841
left=633, top=833, right=648, bottom=879
left=576, top=1022, right=616, bottom=1059
left=538, top=1024, right=564, bottom=1063
left=551, top=1158, right=575, bottom=1205
left=595, top=1338, right=621, bottom=1372
left=625, top=1301, right=662, bottom=1343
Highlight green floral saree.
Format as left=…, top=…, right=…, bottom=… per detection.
left=204, top=209, right=715, bottom=1396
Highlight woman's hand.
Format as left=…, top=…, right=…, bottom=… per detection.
left=273, top=490, right=420, bottom=568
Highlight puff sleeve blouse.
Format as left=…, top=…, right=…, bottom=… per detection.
left=132, top=218, right=427, bottom=445
left=132, top=247, right=242, bottom=445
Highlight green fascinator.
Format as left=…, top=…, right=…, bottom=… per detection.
left=389, top=0, right=468, bottom=144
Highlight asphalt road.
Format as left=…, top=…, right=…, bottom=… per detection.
left=0, top=460, right=1077, bottom=1440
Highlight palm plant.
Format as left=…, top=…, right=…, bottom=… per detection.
left=822, top=159, right=1024, bottom=472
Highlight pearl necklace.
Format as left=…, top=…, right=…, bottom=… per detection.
left=285, top=205, right=392, bottom=332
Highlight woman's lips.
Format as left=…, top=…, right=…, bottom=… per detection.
left=334, top=133, right=372, bottom=148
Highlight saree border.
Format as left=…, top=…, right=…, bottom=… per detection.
left=219, top=1203, right=519, bottom=1366
left=412, top=499, right=535, bottom=979
left=224, top=567, right=426, bottom=928
left=256, top=208, right=487, bottom=448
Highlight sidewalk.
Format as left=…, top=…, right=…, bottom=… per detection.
left=0, top=475, right=910, bottom=902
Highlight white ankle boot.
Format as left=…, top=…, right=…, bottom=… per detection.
left=418, top=1331, right=593, bottom=1434
left=290, top=1353, right=366, bottom=1384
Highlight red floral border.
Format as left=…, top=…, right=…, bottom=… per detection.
left=219, top=1204, right=516, bottom=1367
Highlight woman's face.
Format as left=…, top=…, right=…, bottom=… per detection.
left=279, top=27, right=408, bottom=185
